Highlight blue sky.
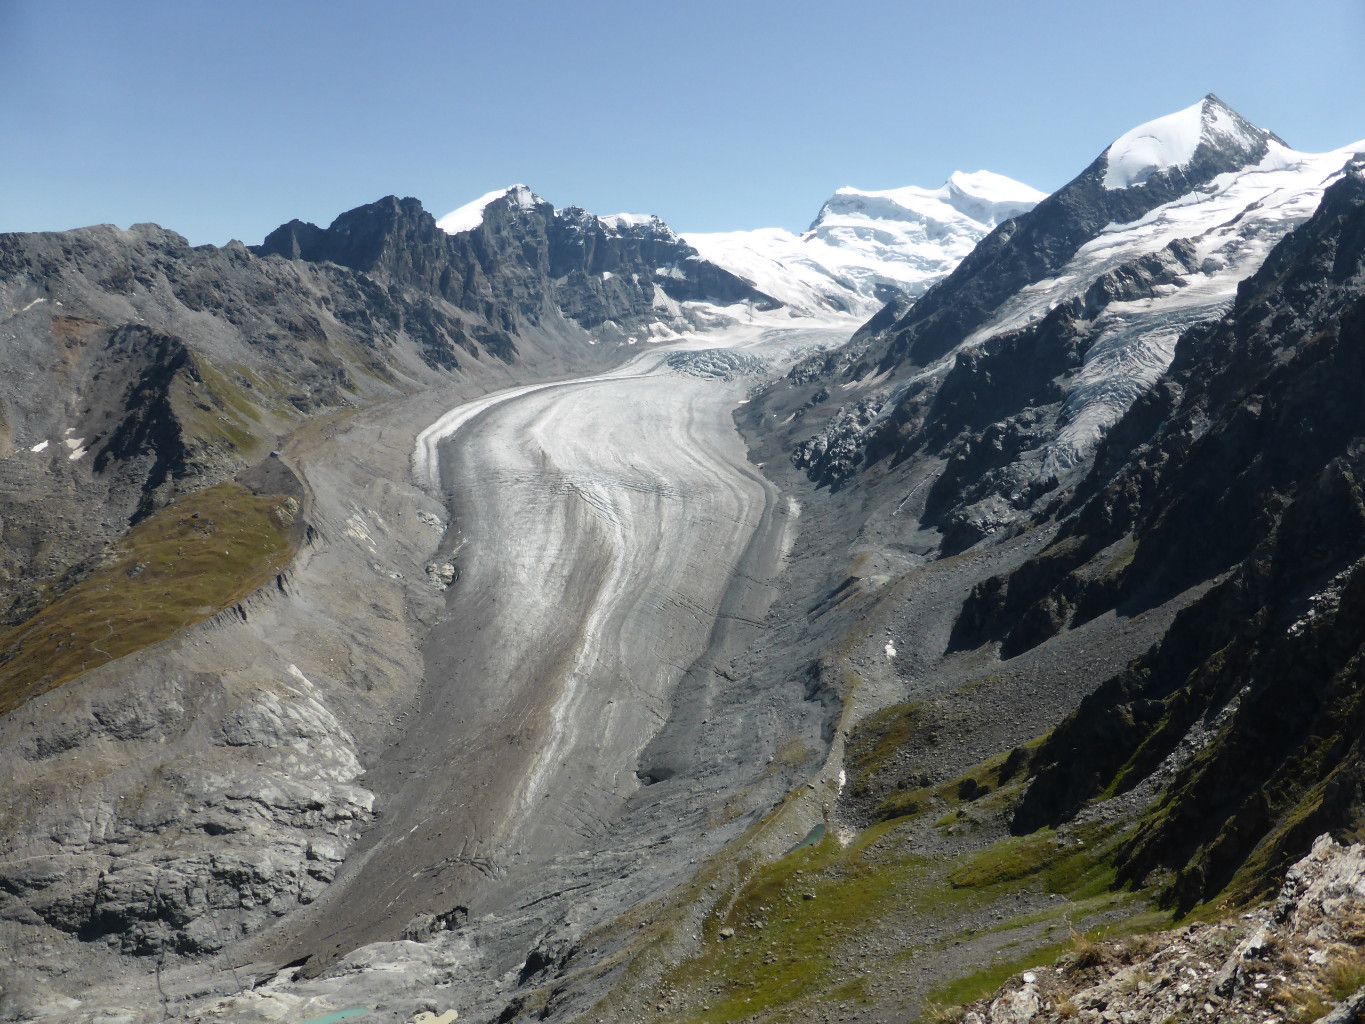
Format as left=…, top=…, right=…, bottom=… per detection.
left=3, top=0, right=1363, bottom=245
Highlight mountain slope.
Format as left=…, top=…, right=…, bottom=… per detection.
left=875, top=95, right=1286, bottom=369
left=784, top=96, right=1363, bottom=550
left=983, top=164, right=1365, bottom=908
left=747, top=111, right=1365, bottom=922
left=685, top=171, right=1045, bottom=317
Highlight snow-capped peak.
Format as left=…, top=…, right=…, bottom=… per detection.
left=437, top=184, right=541, bottom=234
left=685, top=171, right=1046, bottom=319
left=943, top=170, right=1049, bottom=226
left=1102, top=94, right=1274, bottom=190
left=811, top=171, right=1044, bottom=235
left=945, top=169, right=1047, bottom=206
left=941, top=130, right=1365, bottom=495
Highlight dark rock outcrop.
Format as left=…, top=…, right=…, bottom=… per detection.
left=997, top=167, right=1365, bottom=909
left=255, top=188, right=777, bottom=339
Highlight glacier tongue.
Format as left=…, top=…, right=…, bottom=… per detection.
left=686, top=171, right=1046, bottom=318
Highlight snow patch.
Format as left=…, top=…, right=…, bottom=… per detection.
left=28, top=440, right=49, bottom=453
left=599, top=212, right=655, bottom=229
left=436, top=185, right=539, bottom=234
left=1102, top=96, right=1264, bottom=190
left=884, top=642, right=897, bottom=659
left=1103, top=99, right=1205, bottom=189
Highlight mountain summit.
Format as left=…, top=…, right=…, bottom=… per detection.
left=1102, top=93, right=1282, bottom=189
left=434, top=183, right=541, bottom=234
left=808, top=170, right=1043, bottom=236
left=863, top=96, right=1301, bottom=371
left=686, top=171, right=1045, bottom=317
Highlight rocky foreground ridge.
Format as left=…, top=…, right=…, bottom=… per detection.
left=961, top=835, right=1365, bottom=1024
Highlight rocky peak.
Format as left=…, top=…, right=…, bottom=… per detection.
left=254, top=194, right=443, bottom=275
left=257, top=189, right=776, bottom=336
left=435, top=184, right=547, bottom=236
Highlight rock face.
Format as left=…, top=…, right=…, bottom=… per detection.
left=962, top=835, right=1365, bottom=1024
left=258, top=187, right=778, bottom=347
left=984, top=166, right=1365, bottom=908
left=0, top=663, right=373, bottom=957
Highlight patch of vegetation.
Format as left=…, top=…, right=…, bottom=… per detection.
left=920, top=915, right=1172, bottom=1021
left=1276, top=985, right=1332, bottom=1023
left=173, top=355, right=267, bottom=455
left=1036, top=533, right=1086, bottom=562
left=772, top=735, right=815, bottom=771
left=876, top=736, right=1044, bottom=823
left=651, top=800, right=1149, bottom=1022
left=947, top=822, right=1123, bottom=899
left=844, top=700, right=923, bottom=796
left=1212, top=772, right=1335, bottom=912
left=0, top=483, right=298, bottom=716
left=1324, top=949, right=1365, bottom=1001
left=662, top=826, right=932, bottom=1023
left=1099, top=538, right=1137, bottom=578
left=959, top=674, right=1006, bottom=694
